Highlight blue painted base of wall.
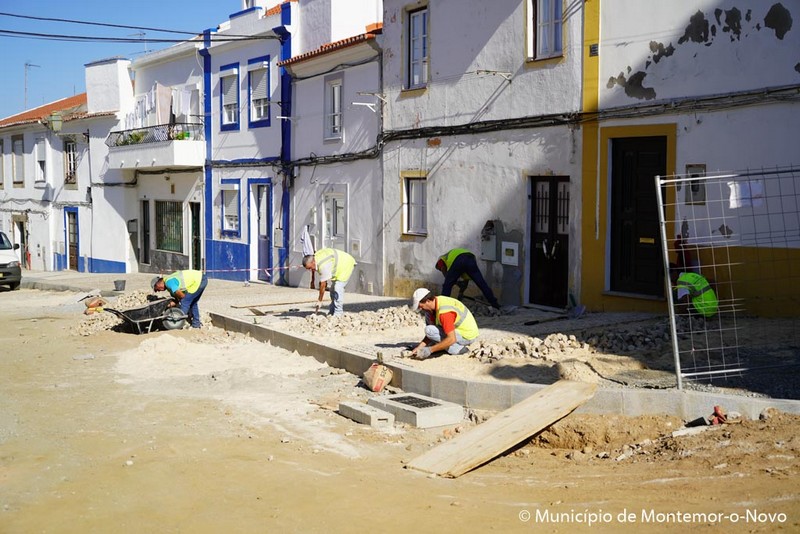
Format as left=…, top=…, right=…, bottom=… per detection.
left=207, top=239, right=251, bottom=282
left=53, top=254, right=126, bottom=273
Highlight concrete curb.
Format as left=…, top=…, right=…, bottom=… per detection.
left=209, top=312, right=800, bottom=419
left=15, top=275, right=800, bottom=420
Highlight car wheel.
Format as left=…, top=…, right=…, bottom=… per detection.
left=9, top=283, right=20, bottom=290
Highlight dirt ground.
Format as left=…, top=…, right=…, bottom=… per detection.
left=1, top=288, right=799, bottom=533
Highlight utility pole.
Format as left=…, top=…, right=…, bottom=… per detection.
left=24, top=62, right=40, bottom=110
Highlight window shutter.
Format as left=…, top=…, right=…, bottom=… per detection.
left=251, top=69, right=268, bottom=101
left=224, top=190, right=238, bottom=213
left=222, top=75, right=237, bottom=105
left=36, top=138, right=46, bottom=162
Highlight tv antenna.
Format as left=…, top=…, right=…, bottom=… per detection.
left=24, top=62, right=40, bottom=109
left=129, top=31, right=148, bottom=53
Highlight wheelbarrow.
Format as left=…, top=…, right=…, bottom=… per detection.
left=105, top=298, right=187, bottom=334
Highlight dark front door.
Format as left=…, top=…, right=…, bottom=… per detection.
left=610, top=136, right=666, bottom=296
left=66, top=211, right=78, bottom=270
left=190, top=202, right=201, bottom=270
left=141, top=200, right=150, bottom=265
left=529, top=177, right=570, bottom=308
left=256, top=185, right=272, bottom=282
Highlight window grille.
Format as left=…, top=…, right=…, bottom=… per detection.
left=155, top=200, right=183, bottom=252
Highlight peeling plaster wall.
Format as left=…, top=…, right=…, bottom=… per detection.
left=382, top=128, right=580, bottom=303
left=381, top=0, right=584, bottom=302
left=601, top=0, right=800, bottom=106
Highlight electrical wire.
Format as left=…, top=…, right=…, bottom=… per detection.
left=0, top=10, right=270, bottom=39
left=0, top=28, right=277, bottom=43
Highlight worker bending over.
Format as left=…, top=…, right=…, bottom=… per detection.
left=436, top=248, right=500, bottom=309
left=302, top=247, right=357, bottom=316
left=152, top=269, right=208, bottom=329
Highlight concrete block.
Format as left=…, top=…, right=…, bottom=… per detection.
left=368, top=393, right=464, bottom=429
left=338, top=402, right=395, bottom=428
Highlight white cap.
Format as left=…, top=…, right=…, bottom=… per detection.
left=409, top=288, right=431, bottom=311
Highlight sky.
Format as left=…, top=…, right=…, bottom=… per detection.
left=0, top=0, right=243, bottom=120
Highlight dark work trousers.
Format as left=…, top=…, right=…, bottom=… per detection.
left=441, top=253, right=500, bottom=308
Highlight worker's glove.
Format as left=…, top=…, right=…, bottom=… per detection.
left=415, top=347, right=432, bottom=360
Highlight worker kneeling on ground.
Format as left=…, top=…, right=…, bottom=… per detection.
left=409, top=288, right=479, bottom=360
left=436, top=248, right=500, bottom=309
left=152, top=269, right=208, bottom=329
left=302, top=247, right=357, bottom=316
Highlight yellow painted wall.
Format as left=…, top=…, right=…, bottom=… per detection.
left=694, top=246, right=800, bottom=317
left=581, top=123, right=677, bottom=313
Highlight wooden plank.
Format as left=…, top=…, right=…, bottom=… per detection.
left=406, top=380, right=597, bottom=478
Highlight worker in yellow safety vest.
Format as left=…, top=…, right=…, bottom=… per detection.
left=674, top=271, right=718, bottom=317
left=436, top=248, right=500, bottom=309
left=408, top=288, right=480, bottom=359
left=302, top=247, right=357, bottom=316
left=152, top=269, right=208, bottom=328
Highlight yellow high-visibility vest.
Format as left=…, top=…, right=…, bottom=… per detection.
left=166, top=269, right=203, bottom=294
left=676, top=272, right=718, bottom=317
left=435, top=296, right=479, bottom=340
left=315, top=248, right=356, bottom=283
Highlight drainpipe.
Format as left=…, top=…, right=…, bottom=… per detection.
left=200, top=29, right=214, bottom=275
left=275, top=3, right=293, bottom=286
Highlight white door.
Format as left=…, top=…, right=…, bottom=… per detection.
left=323, top=193, right=346, bottom=251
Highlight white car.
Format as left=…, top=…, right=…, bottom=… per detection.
left=0, top=231, right=22, bottom=290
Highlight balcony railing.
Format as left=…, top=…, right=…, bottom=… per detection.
left=105, top=123, right=204, bottom=148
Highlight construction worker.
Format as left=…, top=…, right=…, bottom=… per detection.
left=435, top=248, right=500, bottom=309
left=672, top=270, right=718, bottom=317
left=302, top=247, right=357, bottom=316
left=152, top=270, right=208, bottom=329
left=409, top=288, right=479, bottom=359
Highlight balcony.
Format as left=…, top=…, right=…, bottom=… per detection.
left=105, top=123, right=205, bottom=170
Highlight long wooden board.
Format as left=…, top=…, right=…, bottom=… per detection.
left=406, top=380, right=597, bottom=478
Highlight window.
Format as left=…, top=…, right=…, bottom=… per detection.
left=248, top=57, right=270, bottom=127
left=12, top=135, right=23, bottom=185
left=407, top=7, right=428, bottom=88
left=35, top=137, right=46, bottom=183
left=155, top=200, right=183, bottom=252
left=530, top=0, right=563, bottom=59
left=403, top=174, right=427, bottom=235
left=221, top=182, right=240, bottom=236
left=323, top=73, right=343, bottom=140
left=64, top=139, right=78, bottom=185
left=220, top=64, right=240, bottom=130
left=0, top=140, right=4, bottom=188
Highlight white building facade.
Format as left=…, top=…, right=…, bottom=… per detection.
left=380, top=0, right=584, bottom=307
left=579, top=0, right=800, bottom=313
left=281, top=0, right=385, bottom=294
left=0, top=58, right=130, bottom=275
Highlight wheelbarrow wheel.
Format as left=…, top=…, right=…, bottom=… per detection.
left=162, top=307, right=187, bottom=330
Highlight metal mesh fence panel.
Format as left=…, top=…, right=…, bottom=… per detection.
left=656, top=166, right=800, bottom=392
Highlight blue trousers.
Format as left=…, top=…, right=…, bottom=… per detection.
left=180, top=275, right=208, bottom=328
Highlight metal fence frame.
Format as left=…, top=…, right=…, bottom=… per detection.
left=656, top=166, right=800, bottom=389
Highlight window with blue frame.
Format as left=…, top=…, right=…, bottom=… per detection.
left=220, top=63, right=240, bottom=131
left=221, top=180, right=241, bottom=237
left=248, top=56, right=270, bottom=128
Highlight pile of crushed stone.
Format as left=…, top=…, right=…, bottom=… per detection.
left=283, top=306, right=424, bottom=336
left=74, top=290, right=211, bottom=336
